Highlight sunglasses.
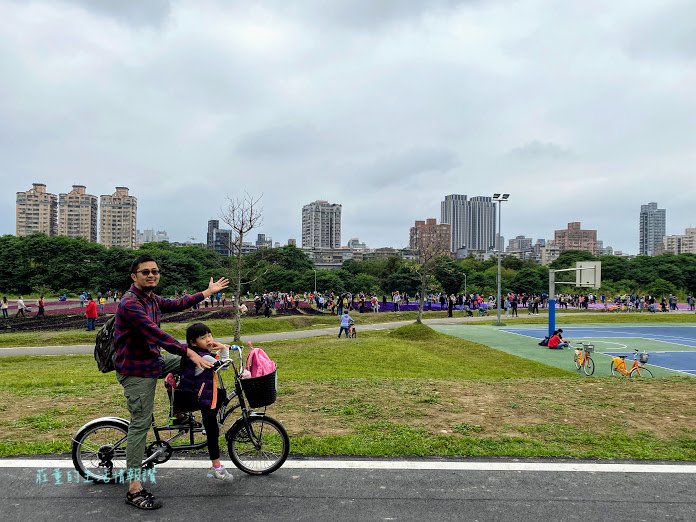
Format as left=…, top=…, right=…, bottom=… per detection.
left=136, top=269, right=161, bottom=276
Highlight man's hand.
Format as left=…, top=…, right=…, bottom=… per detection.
left=188, top=349, right=215, bottom=370
left=204, top=277, right=230, bottom=297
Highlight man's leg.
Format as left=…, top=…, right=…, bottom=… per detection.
left=117, top=374, right=157, bottom=494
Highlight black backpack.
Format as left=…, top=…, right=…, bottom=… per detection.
left=94, top=315, right=117, bottom=373
left=94, top=291, right=137, bottom=373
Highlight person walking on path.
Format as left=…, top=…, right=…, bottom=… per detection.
left=1, top=296, right=8, bottom=318
left=114, top=254, right=229, bottom=510
left=85, top=296, right=98, bottom=331
left=338, top=311, right=353, bottom=338
left=15, top=296, right=26, bottom=317
left=35, top=295, right=46, bottom=318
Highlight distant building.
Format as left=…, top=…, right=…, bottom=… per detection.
left=441, top=194, right=468, bottom=252
left=302, top=200, right=341, bottom=249
left=99, top=187, right=137, bottom=248
left=658, top=228, right=696, bottom=255
left=554, top=222, right=598, bottom=255
left=16, top=183, right=58, bottom=237
left=207, top=219, right=233, bottom=256
left=287, top=238, right=297, bottom=247
left=58, top=185, right=97, bottom=242
left=347, top=238, right=367, bottom=250
left=137, top=229, right=169, bottom=245
left=536, top=240, right=563, bottom=266
left=506, top=235, right=533, bottom=260
left=409, top=218, right=451, bottom=256
left=440, top=194, right=497, bottom=253
left=256, top=233, right=272, bottom=249
left=639, top=202, right=666, bottom=256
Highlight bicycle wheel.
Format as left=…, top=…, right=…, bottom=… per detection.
left=574, top=352, right=582, bottom=370
left=72, top=419, right=128, bottom=483
left=630, top=366, right=654, bottom=378
left=226, top=415, right=289, bottom=475
left=583, top=356, right=595, bottom=376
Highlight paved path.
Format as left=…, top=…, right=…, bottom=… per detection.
left=2, top=458, right=695, bottom=521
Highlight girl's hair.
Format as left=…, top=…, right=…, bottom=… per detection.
left=186, top=322, right=212, bottom=346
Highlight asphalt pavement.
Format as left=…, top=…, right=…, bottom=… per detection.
left=2, top=458, right=696, bottom=521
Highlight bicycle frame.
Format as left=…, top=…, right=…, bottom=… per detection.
left=142, top=351, right=257, bottom=467
left=611, top=350, right=647, bottom=376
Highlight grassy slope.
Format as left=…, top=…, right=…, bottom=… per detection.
left=0, top=324, right=694, bottom=460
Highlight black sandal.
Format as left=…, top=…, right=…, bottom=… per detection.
left=126, top=488, right=163, bottom=510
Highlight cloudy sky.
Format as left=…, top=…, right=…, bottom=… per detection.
left=2, top=0, right=694, bottom=254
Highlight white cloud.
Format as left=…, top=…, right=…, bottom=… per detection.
left=1, top=0, right=695, bottom=253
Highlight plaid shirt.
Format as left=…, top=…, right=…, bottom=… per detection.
left=114, top=285, right=204, bottom=377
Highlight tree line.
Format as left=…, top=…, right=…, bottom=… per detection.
left=1, top=234, right=695, bottom=299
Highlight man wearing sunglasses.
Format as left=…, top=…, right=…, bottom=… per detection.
left=114, top=254, right=229, bottom=510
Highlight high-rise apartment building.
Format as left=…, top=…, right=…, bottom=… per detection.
left=440, top=194, right=496, bottom=253
left=301, top=200, right=341, bottom=249
left=207, top=219, right=233, bottom=256
left=58, top=185, right=97, bottom=242
left=409, top=218, right=451, bottom=255
left=16, top=183, right=58, bottom=237
left=466, top=196, right=496, bottom=251
left=137, top=229, right=169, bottom=246
left=99, top=187, right=137, bottom=248
left=639, top=202, right=666, bottom=256
left=554, top=222, right=597, bottom=255
left=440, top=194, right=467, bottom=252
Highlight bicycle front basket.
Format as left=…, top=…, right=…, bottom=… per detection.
left=241, top=370, right=277, bottom=408
left=584, top=344, right=594, bottom=353
left=639, top=352, right=649, bottom=364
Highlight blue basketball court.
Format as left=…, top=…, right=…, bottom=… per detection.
left=502, top=325, right=696, bottom=376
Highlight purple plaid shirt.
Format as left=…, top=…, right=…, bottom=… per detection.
left=114, top=285, right=204, bottom=377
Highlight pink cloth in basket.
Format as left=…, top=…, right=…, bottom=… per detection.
left=245, top=347, right=276, bottom=378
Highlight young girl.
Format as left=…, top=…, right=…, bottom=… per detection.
left=178, top=322, right=234, bottom=481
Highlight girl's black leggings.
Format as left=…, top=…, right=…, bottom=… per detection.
left=200, top=407, right=221, bottom=461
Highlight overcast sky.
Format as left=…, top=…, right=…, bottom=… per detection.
left=2, top=0, right=694, bottom=254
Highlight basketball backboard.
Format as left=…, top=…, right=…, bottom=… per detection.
left=576, top=261, right=601, bottom=288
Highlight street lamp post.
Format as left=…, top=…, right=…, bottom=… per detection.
left=463, top=272, right=467, bottom=300
left=313, top=269, right=317, bottom=293
left=493, top=193, right=510, bottom=326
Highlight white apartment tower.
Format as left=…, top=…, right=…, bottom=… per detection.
left=100, top=187, right=137, bottom=248
left=16, top=183, right=58, bottom=237
left=639, top=202, right=666, bottom=256
left=466, top=196, right=497, bottom=251
left=441, top=194, right=468, bottom=252
left=58, top=185, right=98, bottom=242
left=441, top=194, right=497, bottom=252
left=302, top=200, right=341, bottom=249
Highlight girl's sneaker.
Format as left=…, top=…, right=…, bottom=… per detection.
left=208, top=466, right=234, bottom=482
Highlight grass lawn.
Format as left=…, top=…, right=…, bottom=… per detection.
left=0, top=323, right=694, bottom=460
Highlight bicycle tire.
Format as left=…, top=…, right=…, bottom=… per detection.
left=630, top=366, right=654, bottom=378
left=226, top=415, right=289, bottom=475
left=72, top=419, right=129, bottom=483
left=574, top=352, right=582, bottom=370
left=583, top=356, right=595, bottom=376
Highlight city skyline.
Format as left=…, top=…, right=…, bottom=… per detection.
left=11, top=182, right=691, bottom=256
left=1, top=1, right=695, bottom=254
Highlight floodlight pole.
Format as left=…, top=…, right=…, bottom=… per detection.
left=493, top=194, right=509, bottom=326
left=313, top=269, right=317, bottom=293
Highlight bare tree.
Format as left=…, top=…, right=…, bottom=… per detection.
left=412, top=222, right=452, bottom=324
left=219, top=193, right=263, bottom=342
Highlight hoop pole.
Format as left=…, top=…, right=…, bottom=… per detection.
left=548, top=270, right=556, bottom=337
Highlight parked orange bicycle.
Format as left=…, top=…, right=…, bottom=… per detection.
left=610, top=349, right=653, bottom=378
left=573, top=342, right=595, bottom=376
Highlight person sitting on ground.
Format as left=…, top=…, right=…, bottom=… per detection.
left=547, top=329, right=569, bottom=349
left=178, top=322, right=235, bottom=482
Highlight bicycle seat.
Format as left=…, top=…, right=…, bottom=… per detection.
left=618, top=355, right=627, bottom=359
